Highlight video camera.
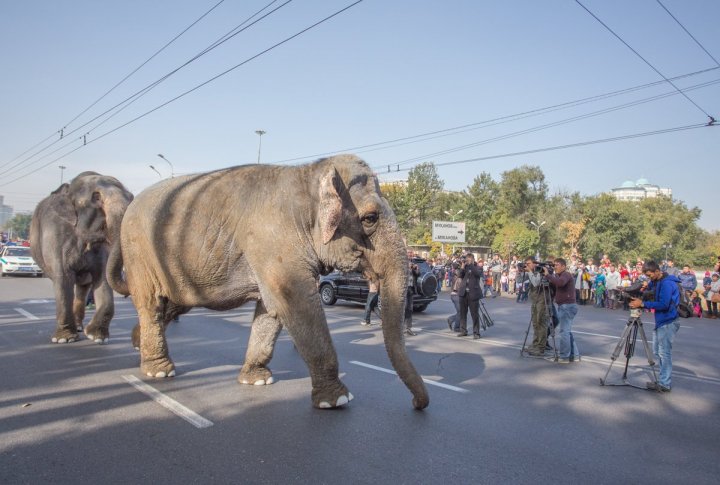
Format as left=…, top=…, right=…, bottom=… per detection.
left=617, top=280, right=652, bottom=303
left=517, top=261, right=553, bottom=274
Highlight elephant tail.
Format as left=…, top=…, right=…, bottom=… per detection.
left=107, top=237, right=129, bottom=296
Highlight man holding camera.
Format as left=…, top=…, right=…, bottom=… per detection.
left=525, top=257, right=550, bottom=356
left=457, top=253, right=484, bottom=338
left=629, top=260, right=681, bottom=392
left=543, top=258, right=580, bottom=363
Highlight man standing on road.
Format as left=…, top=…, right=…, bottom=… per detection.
left=605, top=264, right=620, bottom=309
left=525, top=257, right=549, bottom=356
left=361, top=278, right=379, bottom=326
left=490, top=255, right=503, bottom=297
left=630, top=260, right=681, bottom=392
left=543, top=258, right=580, bottom=363
left=457, top=253, right=484, bottom=339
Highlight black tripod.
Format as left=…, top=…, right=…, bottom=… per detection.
left=600, top=308, right=658, bottom=389
left=479, top=299, right=494, bottom=331
left=521, top=277, right=558, bottom=359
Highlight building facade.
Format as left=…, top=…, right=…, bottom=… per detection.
left=610, top=178, right=672, bottom=202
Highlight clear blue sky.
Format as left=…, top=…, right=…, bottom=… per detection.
left=1, top=0, right=718, bottom=230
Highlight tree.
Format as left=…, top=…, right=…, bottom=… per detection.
left=497, top=165, right=548, bottom=222
left=4, top=213, right=32, bottom=240
left=492, top=220, right=538, bottom=259
left=405, top=163, right=444, bottom=243
left=463, top=172, right=501, bottom=246
left=559, top=218, right=586, bottom=258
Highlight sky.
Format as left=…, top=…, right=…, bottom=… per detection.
left=1, top=0, right=718, bottom=231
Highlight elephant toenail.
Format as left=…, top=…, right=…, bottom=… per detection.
left=318, top=402, right=332, bottom=409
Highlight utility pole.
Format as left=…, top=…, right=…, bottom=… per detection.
left=255, top=130, right=266, bottom=164
left=59, top=165, right=66, bottom=184
left=530, top=220, right=546, bottom=260
left=157, top=153, right=175, bottom=177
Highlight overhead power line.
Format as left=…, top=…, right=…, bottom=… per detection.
left=0, top=0, right=292, bottom=175
left=274, top=66, right=719, bottom=164
left=2, top=0, right=227, bottom=169
left=656, top=0, right=720, bottom=68
left=575, top=0, right=716, bottom=123
left=0, top=0, right=365, bottom=188
left=371, top=122, right=717, bottom=174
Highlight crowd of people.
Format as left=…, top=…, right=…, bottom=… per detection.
left=430, top=253, right=720, bottom=319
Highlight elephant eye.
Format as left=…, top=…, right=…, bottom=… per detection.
left=361, top=212, right=378, bottom=226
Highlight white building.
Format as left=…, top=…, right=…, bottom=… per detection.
left=0, top=195, right=13, bottom=228
left=610, top=178, right=672, bottom=202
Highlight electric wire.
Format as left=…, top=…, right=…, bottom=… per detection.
left=0, top=0, right=365, bottom=188
left=575, top=0, right=715, bottom=121
left=370, top=123, right=717, bottom=174
left=389, top=77, right=720, bottom=168
left=273, top=66, right=718, bottom=164
left=0, top=0, right=291, bottom=176
left=2, top=0, right=226, bottom=168
left=656, top=0, right=720, bottom=68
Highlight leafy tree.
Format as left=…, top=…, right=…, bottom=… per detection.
left=463, top=172, right=501, bottom=246
left=497, top=165, right=548, bottom=222
left=492, top=220, right=538, bottom=259
left=4, top=213, right=32, bottom=240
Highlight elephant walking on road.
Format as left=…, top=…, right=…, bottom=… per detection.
left=30, top=172, right=133, bottom=344
left=108, top=155, right=429, bottom=410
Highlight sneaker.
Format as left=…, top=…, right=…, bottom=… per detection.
left=447, top=317, right=453, bottom=330
left=528, top=349, right=545, bottom=357
left=473, top=333, right=481, bottom=339
left=360, top=320, right=371, bottom=326
left=545, top=356, right=569, bottom=363
left=457, top=331, right=468, bottom=337
left=405, top=329, right=417, bottom=336
left=646, top=381, right=671, bottom=392
left=569, top=355, right=581, bottom=362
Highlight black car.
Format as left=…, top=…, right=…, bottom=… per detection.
left=319, top=257, right=439, bottom=312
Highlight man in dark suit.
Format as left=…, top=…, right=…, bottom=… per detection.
left=457, top=253, right=484, bottom=339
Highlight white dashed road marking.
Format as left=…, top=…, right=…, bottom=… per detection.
left=15, top=308, right=39, bottom=320
left=122, top=375, right=214, bottom=429
left=349, top=360, right=469, bottom=393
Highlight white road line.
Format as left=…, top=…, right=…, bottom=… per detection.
left=349, top=360, right=469, bottom=393
left=122, top=375, right=214, bottom=429
left=14, top=308, right=39, bottom=320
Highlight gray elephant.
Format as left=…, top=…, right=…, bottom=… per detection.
left=107, top=154, right=429, bottom=410
left=30, top=172, right=134, bottom=344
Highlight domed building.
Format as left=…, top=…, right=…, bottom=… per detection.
left=610, top=178, right=672, bottom=202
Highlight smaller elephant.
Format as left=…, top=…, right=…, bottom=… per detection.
left=30, top=172, right=133, bottom=344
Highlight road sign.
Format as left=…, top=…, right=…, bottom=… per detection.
left=432, top=220, right=466, bottom=243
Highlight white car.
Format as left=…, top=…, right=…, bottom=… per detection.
left=0, top=246, right=43, bottom=277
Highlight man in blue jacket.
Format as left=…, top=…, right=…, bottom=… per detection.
left=629, top=260, right=681, bottom=392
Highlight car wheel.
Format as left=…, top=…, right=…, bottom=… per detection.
left=319, top=284, right=337, bottom=305
left=413, top=304, right=428, bottom=313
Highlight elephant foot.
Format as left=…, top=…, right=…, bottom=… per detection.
left=51, top=328, right=79, bottom=344
left=84, top=325, right=109, bottom=345
left=238, top=365, right=275, bottom=386
left=141, top=358, right=176, bottom=378
left=311, top=379, right=354, bottom=409
left=131, top=323, right=140, bottom=350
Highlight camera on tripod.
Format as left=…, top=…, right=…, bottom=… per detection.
left=616, top=280, right=652, bottom=303
left=536, top=261, right=554, bottom=274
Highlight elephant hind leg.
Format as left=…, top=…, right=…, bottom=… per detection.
left=73, top=283, right=91, bottom=333
left=84, top=278, right=114, bottom=344
left=136, top=300, right=175, bottom=378
left=238, top=300, right=282, bottom=386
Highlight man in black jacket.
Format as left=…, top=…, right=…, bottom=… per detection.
left=457, top=253, right=484, bottom=339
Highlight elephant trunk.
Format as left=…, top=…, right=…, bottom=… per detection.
left=377, top=251, right=429, bottom=410
left=105, top=191, right=131, bottom=296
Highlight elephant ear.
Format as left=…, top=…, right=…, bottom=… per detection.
left=51, top=184, right=78, bottom=226
left=318, top=168, right=342, bottom=245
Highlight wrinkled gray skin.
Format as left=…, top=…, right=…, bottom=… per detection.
left=30, top=172, right=133, bottom=344
left=107, top=154, right=429, bottom=410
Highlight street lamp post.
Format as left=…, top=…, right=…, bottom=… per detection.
left=662, top=243, right=672, bottom=262
left=58, top=165, right=67, bottom=184
left=530, top=220, right=546, bottom=259
left=157, top=153, right=175, bottom=177
left=255, top=130, right=266, bottom=164
left=149, top=165, right=162, bottom=178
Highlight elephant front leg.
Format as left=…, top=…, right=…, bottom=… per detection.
left=72, top=283, right=91, bottom=333
left=137, top=305, right=175, bottom=378
left=52, top=276, right=79, bottom=343
left=238, top=300, right=282, bottom=386
left=84, top=278, right=114, bottom=344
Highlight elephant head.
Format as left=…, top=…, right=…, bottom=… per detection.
left=314, top=155, right=429, bottom=410
left=59, top=171, right=134, bottom=251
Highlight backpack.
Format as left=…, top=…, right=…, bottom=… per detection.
left=675, top=282, right=693, bottom=319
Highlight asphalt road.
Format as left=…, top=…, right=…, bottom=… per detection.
left=1, top=277, right=719, bottom=484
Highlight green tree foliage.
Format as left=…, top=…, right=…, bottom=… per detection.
left=405, top=163, right=444, bottom=244
left=492, top=220, right=538, bottom=259
left=463, top=172, right=500, bottom=245
left=4, top=213, right=32, bottom=240
left=497, top=165, right=548, bottom=222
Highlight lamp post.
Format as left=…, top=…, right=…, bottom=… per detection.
left=662, top=243, right=672, bottom=262
left=58, top=165, right=67, bottom=184
left=255, top=130, right=266, bottom=164
left=157, top=153, right=175, bottom=177
left=530, top=220, right=546, bottom=259
left=149, top=165, right=162, bottom=178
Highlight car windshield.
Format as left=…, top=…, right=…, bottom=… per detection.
left=5, top=247, right=30, bottom=257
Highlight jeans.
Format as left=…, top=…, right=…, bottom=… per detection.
left=363, top=291, right=378, bottom=324
left=449, top=293, right=461, bottom=330
left=556, top=303, right=579, bottom=359
left=653, top=320, right=680, bottom=389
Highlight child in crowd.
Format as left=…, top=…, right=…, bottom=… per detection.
left=691, top=291, right=703, bottom=318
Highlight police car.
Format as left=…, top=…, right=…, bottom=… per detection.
left=0, top=246, right=43, bottom=277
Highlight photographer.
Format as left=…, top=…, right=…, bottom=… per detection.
left=457, top=253, right=484, bottom=339
left=543, top=258, right=580, bottom=363
left=525, top=257, right=549, bottom=356
left=629, top=260, right=681, bottom=392
left=404, top=261, right=420, bottom=336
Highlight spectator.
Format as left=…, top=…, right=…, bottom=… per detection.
left=543, top=258, right=580, bottom=363
left=508, top=264, right=517, bottom=295
left=665, top=260, right=679, bottom=276
left=361, top=278, right=379, bottom=326
left=457, top=253, right=484, bottom=339
left=446, top=268, right=463, bottom=332
left=707, top=273, right=720, bottom=319
left=490, top=255, right=503, bottom=296
left=606, top=265, right=621, bottom=309
left=678, top=266, right=697, bottom=296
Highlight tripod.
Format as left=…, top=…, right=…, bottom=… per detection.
left=600, top=308, right=658, bottom=389
left=521, top=277, right=558, bottom=359
left=479, top=299, right=494, bottom=330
